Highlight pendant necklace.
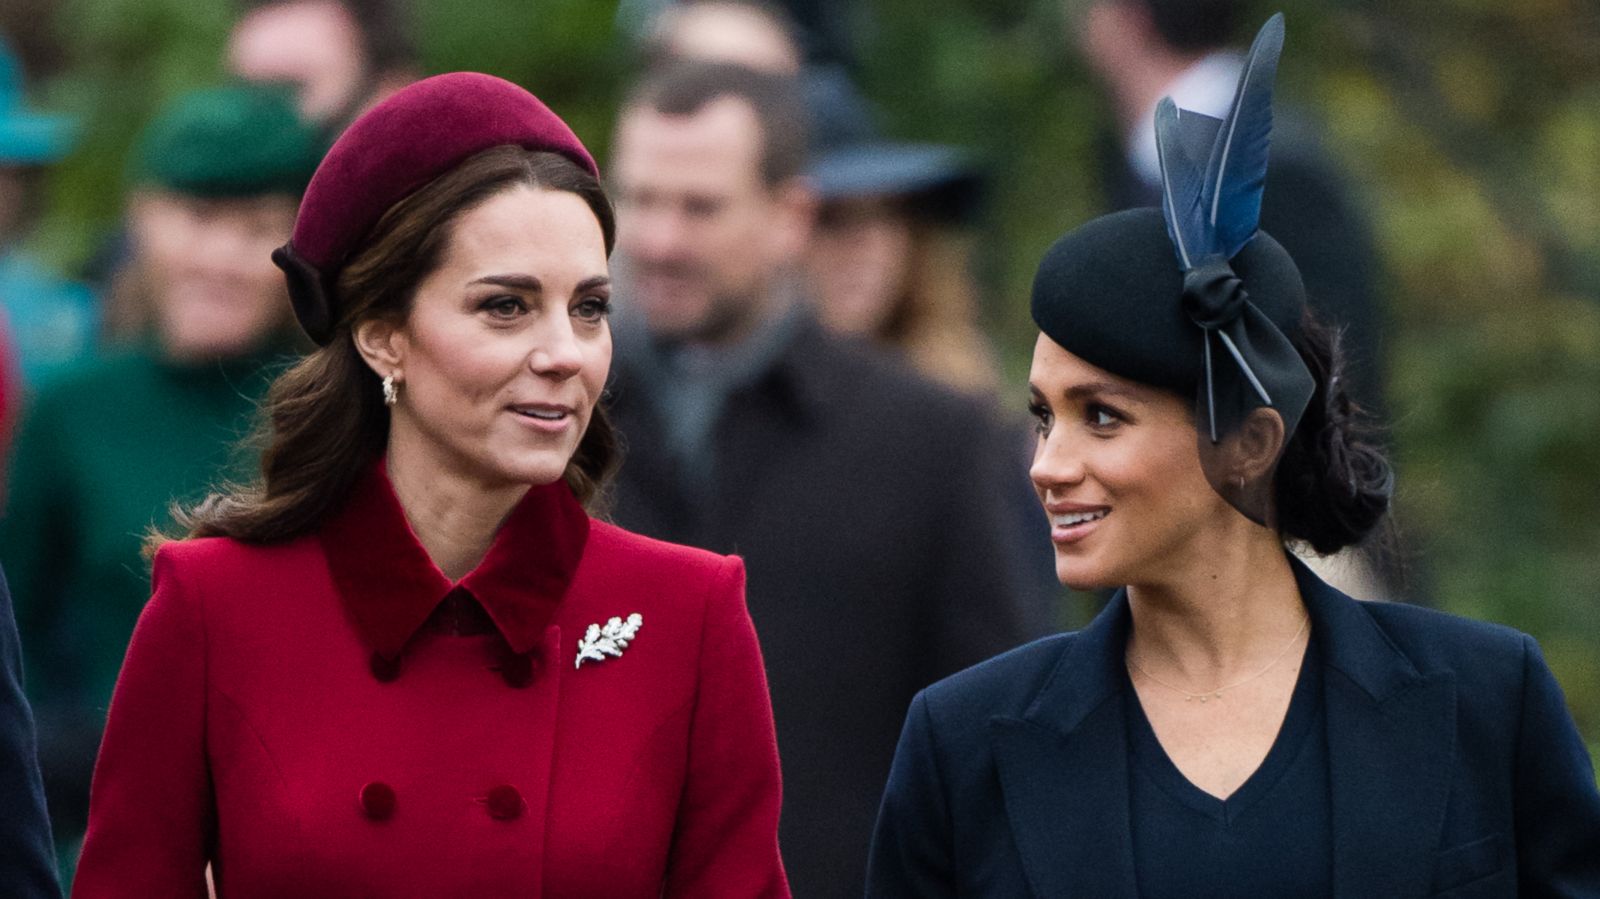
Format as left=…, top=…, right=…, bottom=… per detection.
left=1126, top=614, right=1310, bottom=703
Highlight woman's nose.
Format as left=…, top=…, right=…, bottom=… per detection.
left=529, top=320, right=584, bottom=378
left=1029, top=430, right=1086, bottom=494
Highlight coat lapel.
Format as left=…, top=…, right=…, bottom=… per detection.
left=1296, top=562, right=1457, bottom=899
left=989, top=595, right=1138, bottom=898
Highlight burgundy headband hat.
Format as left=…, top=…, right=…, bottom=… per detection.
left=272, top=72, right=599, bottom=345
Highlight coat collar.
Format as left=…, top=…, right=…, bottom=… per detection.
left=319, top=461, right=590, bottom=660
left=989, top=589, right=1138, bottom=898
left=989, top=557, right=1455, bottom=898
left=1296, top=558, right=1458, bottom=898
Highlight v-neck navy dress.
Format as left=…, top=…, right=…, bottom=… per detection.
left=1125, top=641, right=1332, bottom=897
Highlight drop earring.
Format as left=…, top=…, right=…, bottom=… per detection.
left=382, top=374, right=399, bottom=407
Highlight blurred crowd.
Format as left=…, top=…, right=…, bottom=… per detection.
left=0, top=0, right=1399, bottom=894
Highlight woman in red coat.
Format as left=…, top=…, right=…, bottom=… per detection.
left=72, top=73, right=789, bottom=898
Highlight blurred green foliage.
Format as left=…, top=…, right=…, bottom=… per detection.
left=12, top=0, right=1599, bottom=753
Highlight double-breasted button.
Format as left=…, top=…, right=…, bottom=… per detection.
left=496, top=649, right=540, bottom=688
left=369, top=652, right=401, bottom=683
left=484, top=784, right=524, bottom=821
left=360, top=781, right=396, bottom=821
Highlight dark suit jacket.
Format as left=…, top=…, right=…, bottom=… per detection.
left=868, top=561, right=1600, bottom=897
left=608, top=313, right=1060, bottom=896
left=0, top=566, right=61, bottom=899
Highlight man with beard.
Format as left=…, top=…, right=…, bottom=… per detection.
left=605, top=60, right=1059, bottom=896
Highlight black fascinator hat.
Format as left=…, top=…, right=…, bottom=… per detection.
left=1031, top=14, right=1314, bottom=526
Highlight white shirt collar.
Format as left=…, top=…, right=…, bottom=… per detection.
left=1127, top=50, right=1245, bottom=187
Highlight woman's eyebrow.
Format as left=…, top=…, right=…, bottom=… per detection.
left=470, top=274, right=542, bottom=291
left=575, top=275, right=611, bottom=293
left=1062, top=381, right=1143, bottom=403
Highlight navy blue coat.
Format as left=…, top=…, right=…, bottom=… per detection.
left=868, top=561, right=1600, bottom=897
left=0, top=565, right=61, bottom=899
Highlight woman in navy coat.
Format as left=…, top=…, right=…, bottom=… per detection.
left=868, top=17, right=1600, bottom=898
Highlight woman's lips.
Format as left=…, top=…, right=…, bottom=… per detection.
left=508, top=404, right=574, bottom=434
left=1048, top=507, right=1109, bottom=545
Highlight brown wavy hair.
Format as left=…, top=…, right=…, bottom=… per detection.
left=149, top=146, right=619, bottom=554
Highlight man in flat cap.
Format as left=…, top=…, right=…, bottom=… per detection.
left=0, top=83, right=321, bottom=873
left=605, top=60, right=1059, bottom=896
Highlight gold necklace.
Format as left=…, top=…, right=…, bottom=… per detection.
left=1126, top=615, right=1310, bottom=703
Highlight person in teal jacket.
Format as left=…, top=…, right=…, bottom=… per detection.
left=0, top=82, right=320, bottom=873
left=0, top=33, right=95, bottom=393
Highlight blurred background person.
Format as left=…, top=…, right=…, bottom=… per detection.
left=0, top=35, right=95, bottom=392
left=83, top=0, right=419, bottom=343
left=226, top=0, right=420, bottom=139
left=645, top=4, right=1004, bottom=397
left=622, top=0, right=850, bottom=69
left=803, top=68, right=998, bottom=397
left=639, top=0, right=805, bottom=74
left=0, top=82, right=320, bottom=875
left=605, top=60, right=1059, bottom=896
left=1, top=564, right=59, bottom=899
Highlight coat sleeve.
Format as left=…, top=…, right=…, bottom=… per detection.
left=662, top=555, right=790, bottom=898
left=866, top=691, right=955, bottom=898
left=0, top=566, right=63, bottom=899
left=72, top=546, right=213, bottom=898
left=1513, top=634, right=1600, bottom=897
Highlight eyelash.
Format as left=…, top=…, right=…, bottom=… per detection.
left=1027, top=401, right=1125, bottom=436
left=1028, top=402, right=1053, bottom=436
left=573, top=297, right=612, bottom=322
left=479, top=295, right=527, bottom=318
left=1085, top=403, right=1123, bottom=430
left=477, top=295, right=612, bottom=323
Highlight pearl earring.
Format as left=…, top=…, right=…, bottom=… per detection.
left=382, top=374, right=399, bottom=407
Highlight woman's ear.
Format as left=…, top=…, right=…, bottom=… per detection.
left=1232, top=407, right=1287, bottom=485
left=1198, top=406, right=1288, bottom=528
left=352, top=317, right=405, bottom=378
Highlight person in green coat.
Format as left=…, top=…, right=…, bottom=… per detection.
left=0, top=82, right=321, bottom=871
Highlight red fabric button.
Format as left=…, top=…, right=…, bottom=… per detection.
left=369, top=652, right=401, bottom=682
left=484, top=784, right=524, bottom=821
left=360, top=781, right=396, bottom=821
left=497, top=650, right=538, bottom=688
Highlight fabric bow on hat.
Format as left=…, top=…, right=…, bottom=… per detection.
left=1153, top=13, right=1314, bottom=445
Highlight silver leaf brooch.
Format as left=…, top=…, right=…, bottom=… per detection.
left=575, top=613, right=643, bottom=669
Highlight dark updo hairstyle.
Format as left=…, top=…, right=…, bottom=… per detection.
left=152, top=146, right=618, bottom=552
left=1272, top=309, right=1393, bottom=555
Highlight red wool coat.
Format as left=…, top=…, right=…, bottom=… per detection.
left=73, top=464, right=789, bottom=897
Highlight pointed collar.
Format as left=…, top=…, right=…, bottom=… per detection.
left=1289, top=555, right=1425, bottom=703
left=1019, top=588, right=1131, bottom=737
left=319, top=461, right=590, bottom=660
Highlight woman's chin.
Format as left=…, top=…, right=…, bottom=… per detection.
left=1056, top=557, right=1118, bottom=593
left=473, top=451, right=572, bottom=491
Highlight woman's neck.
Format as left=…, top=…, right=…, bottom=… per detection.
left=1125, top=530, right=1307, bottom=686
left=384, top=434, right=528, bottom=581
